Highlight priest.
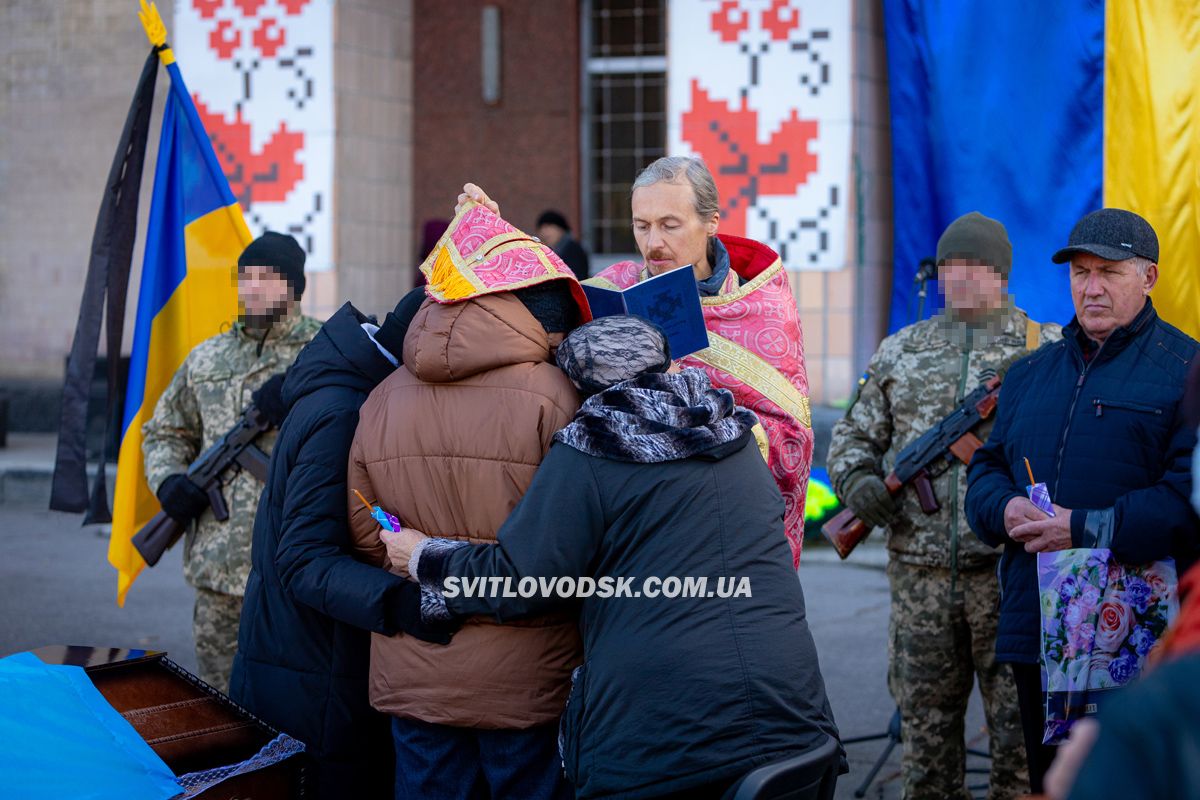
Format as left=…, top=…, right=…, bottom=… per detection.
left=459, top=157, right=813, bottom=564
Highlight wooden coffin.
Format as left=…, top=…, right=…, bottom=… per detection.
left=33, top=646, right=305, bottom=799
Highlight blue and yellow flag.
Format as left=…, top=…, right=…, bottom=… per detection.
left=884, top=0, right=1200, bottom=339
left=109, top=3, right=252, bottom=604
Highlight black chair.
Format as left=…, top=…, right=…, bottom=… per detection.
left=723, top=735, right=841, bottom=800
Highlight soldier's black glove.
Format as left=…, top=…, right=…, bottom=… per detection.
left=842, top=472, right=898, bottom=529
left=251, top=373, right=288, bottom=428
left=387, top=581, right=460, bottom=645
left=157, top=474, right=210, bottom=524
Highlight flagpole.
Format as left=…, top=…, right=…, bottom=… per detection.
left=109, top=2, right=253, bottom=604
left=139, top=0, right=253, bottom=243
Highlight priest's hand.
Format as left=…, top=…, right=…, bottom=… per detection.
left=456, top=183, right=500, bottom=216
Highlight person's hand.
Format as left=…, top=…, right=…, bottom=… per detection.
left=456, top=183, right=500, bottom=216
left=1011, top=504, right=1073, bottom=553
left=156, top=474, right=210, bottom=524
left=251, top=373, right=288, bottom=428
left=1003, top=496, right=1045, bottom=538
left=843, top=472, right=898, bottom=529
left=390, top=582, right=459, bottom=645
left=1044, top=717, right=1099, bottom=799
left=380, top=526, right=429, bottom=579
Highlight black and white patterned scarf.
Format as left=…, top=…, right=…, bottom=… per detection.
left=553, top=368, right=758, bottom=463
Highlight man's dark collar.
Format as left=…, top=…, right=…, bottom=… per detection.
left=1065, top=297, right=1155, bottom=361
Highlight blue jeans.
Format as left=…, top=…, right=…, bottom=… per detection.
left=391, top=716, right=571, bottom=800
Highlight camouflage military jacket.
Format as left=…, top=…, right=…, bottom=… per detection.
left=827, top=306, right=1061, bottom=571
left=142, top=310, right=321, bottom=595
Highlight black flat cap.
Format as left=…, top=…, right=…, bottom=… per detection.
left=1051, top=208, right=1158, bottom=264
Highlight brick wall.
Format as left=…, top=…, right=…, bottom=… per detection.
left=412, top=0, right=582, bottom=255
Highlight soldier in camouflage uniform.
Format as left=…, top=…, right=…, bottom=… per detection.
left=143, top=232, right=320, bottom=691
left=828, top=213, right=1061, bottom=800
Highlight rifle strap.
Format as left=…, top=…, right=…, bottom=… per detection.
left=1026, top=319, right=1042, bottom=351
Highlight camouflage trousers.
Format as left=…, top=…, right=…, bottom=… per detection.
left=193, top=587, right=243, bottom=693
left=886, top=560, right=1028, bottom=800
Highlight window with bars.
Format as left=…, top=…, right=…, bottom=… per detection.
left=582, top=0, right=667, bottom=256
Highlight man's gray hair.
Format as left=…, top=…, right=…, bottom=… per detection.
left=1129, top=256, right=1154, bottom=277
left=631, top=156, right=720, bottom=221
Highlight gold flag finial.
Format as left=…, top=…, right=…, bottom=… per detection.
left=138, top=0, right=175, bottom=64
left=139, top=0, right=168, bottom=48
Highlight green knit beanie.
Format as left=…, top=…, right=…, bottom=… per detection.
left=936, top=212, right=1012, bottom=280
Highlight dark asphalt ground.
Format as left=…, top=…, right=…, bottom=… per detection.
left=0, top=509, right=995, bottom=799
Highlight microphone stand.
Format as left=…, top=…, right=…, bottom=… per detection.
left=914, top=257, right=936, bottom=323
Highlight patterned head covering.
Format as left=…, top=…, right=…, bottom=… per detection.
left=555, top=315, right=672, bottom=396
left=420, top=200, right=592, bottom=323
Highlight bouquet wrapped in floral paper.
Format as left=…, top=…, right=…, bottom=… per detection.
left=1038, top=549, right=1178, bottom=743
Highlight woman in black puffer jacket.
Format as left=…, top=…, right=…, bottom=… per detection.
left=230, top=290, right=445, bottom=798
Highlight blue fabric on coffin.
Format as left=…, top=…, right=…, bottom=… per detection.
left=0, top=651, right=182, bottom=799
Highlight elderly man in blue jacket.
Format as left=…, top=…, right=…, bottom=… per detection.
left=965, top=207, right=1200, bottom=794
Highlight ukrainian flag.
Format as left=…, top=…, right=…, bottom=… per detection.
left=884, top=0, right=1200, bottom=339
left=110, top=6, right=251, bottom=605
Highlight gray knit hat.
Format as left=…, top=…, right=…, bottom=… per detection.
left=555, top=315, right=671, bottom=396
left=936, top=211, right=1012, bottom=280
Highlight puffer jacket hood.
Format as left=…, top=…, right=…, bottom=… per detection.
left=403, top=293, right=552, bottom=383
left=282, top=302, right=395, bottom=410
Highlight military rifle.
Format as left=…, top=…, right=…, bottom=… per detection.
left=822, top=375, right=1003, bottom=559
left=132, top=404, right=272, bottom=566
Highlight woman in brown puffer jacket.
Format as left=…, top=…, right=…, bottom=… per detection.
left=348, top=275, right=585, bottom=800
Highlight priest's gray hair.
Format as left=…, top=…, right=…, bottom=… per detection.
left=631, top=156, right=720, bottom=221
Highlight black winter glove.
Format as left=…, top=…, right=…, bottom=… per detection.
left=251, top=373, right=288, bottom=428
left=157, top=473, right=210, bottom=524
left=842, top=471, right=898, bottom=529
left=387, top=581, right=460, bottom=645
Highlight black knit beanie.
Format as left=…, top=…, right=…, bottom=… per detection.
left=238, top=231, right=307, bottom=298
left=511, top=280, right=580, bottom=334
left=375, top=286, right=427, bottom=362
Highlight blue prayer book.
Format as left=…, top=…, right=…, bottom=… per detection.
left=583, top=265, right=710, bottom=357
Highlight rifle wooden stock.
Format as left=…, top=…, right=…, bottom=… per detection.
left=821, top=474, right=903, bottom=559
left=235, top=445, right=270, bottom=483
left=947, top=431, right=984, bottom=466
left=131, top=510, right=185, bottom=567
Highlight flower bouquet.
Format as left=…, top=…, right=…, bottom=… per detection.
left=1038, top=549, right=1178, bottom=743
